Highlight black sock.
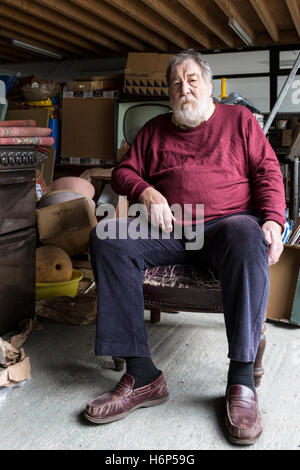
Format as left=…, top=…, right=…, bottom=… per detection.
left=124, top=357, right=160, bottom=389
left=227, top=360, right=255, bottom=394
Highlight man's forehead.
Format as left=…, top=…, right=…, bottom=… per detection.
left=171, top=60, right=202, bottom=79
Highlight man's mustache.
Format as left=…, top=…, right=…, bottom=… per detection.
left=179, top=96, right=198, bottom=104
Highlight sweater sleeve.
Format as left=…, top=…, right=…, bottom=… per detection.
left=246, top=112, right=286, bottom=231
left=111, top=123, right=154, bottom=202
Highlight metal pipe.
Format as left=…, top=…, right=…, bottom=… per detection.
left=290, top=156, right=299, bottom=221
left=264, top=51, right=300, bottom=135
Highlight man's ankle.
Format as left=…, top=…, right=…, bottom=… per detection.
left=124, top=356, right=160, bottom=389
left=227, top=360, right=255, bottom=394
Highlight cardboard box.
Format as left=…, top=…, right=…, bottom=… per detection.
left=281, top=129, right=293, bottom=147
left=40, top=147, right=55, bottom=186
left=68, top=78, right=122, bottom=92
left=124, top=52, right=172, bottom=96
left=37, top=197, right=97, bottom=256
left=5, top=108, right=50, bottom=127
left=61, top=98, right=115, bottom=161
left=266, top=245, right=300, bottom=325
left=75, top=73, right=123, bottom=81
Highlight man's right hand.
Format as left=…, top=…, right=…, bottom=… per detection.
left=139, top=187, right=176, bottom=232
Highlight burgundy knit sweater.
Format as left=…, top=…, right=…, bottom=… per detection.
left=111, top=103, right=286, bottom=229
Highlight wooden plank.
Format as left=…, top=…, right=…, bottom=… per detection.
left=142, top=0, right=212, bottom=48
left=286, top=0, right=300, bottom=37
left=256, top=29, right=299, bottom=46
left=32, top=0, right=126, bottom=52
left=0, top=1, right=111, bottom=54
left=18, top=0, right=145, bottom=51
left=71, top=0, right=169, bottom=51
left=0, top=38, right=38, bottom=60
left=178, top=0, right=235, bottom=47
left=105, top=0, right=198, bottom=50
left=2, top=0, right=129, bottom=53
left=0, top=16, right=86, bottom=56
left=0, top=50, right=20, bottom=61
left=0, top=26, right=78, bottom=59
left=214, top=0, right=256, bottom=44
left=250, top=0, right=279, bottom=42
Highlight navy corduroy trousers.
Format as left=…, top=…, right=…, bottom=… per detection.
left=89, top=212, right=269, bottom=363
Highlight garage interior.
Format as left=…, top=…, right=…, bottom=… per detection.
left=0, top=0, right=299, bottom=450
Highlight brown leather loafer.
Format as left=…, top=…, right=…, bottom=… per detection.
left=84, top=372, right=168, bottom=424
left=225, top=385, right=263, bottom=445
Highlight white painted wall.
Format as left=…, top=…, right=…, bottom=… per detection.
left=203, top=50, right=270, bottom=74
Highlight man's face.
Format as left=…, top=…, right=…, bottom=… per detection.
left=169, top=58, right=213, bottom=127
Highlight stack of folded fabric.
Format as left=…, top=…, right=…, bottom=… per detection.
left=0, top=119, right=55, bottom=149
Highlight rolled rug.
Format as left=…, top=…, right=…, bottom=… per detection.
left=0, top=127, right=52, bottom=137
left=0, top=119, right=36, bottom=127
left=0, top=136, right=55, bottom=145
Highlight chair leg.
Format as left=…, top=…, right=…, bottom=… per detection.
left=150, top=307, right=161, bottom=323
left=112, top=356, right=125, bottom=371
left=253, top=322, right=266, bottom=388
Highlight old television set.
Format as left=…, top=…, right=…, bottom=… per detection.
left=114, top=98, right=171, bottom=163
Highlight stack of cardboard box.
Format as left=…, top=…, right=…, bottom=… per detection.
left=124, top=53, right=172, bottom=96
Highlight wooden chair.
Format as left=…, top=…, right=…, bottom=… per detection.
left=113, top=263, right=266, bottom=388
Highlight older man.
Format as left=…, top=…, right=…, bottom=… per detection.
left=85, top=50, right=285, bottom=445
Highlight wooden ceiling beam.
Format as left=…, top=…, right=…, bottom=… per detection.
left=214, top=0, right=256, bottom=45
left=32, top=0, right=141, bottom=51
left=177, top=0, right=234, bottom=47
left=0, top=51, right=18, bottom=62
left=0, top=26, right=85, bottom=60
left=0, top=16, right=88, bottom=56
left=71, top=0, right=168, bottom=51
left=0, top=43, right=39, bottom=62
left=2, top=0, right=127, bottom=54
left=105, top=0, right=196, bottom=50
left=249, top=0, right=279, bottom=42
left=286, top=0, right=300, bottom=37
left=256, top=29, right=300, bottom=47
left=0, top=1, right=113, bottom=55
left=0, top=46, right=24, bottom=60
left=141, top=0, right=212, bottom=48
left=0, top=38, right=39, bottom=61
left=0, top=50, right=37, bottom=62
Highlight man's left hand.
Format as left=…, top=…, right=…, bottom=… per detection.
left=261, top=220, right=283, bottom=266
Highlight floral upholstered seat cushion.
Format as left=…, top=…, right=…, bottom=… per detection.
left=143, top=264, right=221, bottom=290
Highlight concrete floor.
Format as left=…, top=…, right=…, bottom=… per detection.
left=1, top=310, right=300, bottom=450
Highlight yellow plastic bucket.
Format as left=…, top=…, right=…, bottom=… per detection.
left=36, top=269, right=83, bottom=301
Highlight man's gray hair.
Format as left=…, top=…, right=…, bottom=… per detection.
left=166, top=49, right=213, bottom=87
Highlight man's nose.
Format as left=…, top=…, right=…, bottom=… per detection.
left=180, top=81, right=190, bottom=95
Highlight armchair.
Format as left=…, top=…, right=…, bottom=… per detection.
left=113, top=263, right=266, bottom=388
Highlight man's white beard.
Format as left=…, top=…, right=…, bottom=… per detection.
left=171, top=94, right=213, bottom=128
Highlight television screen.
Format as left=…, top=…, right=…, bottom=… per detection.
left=115, top=99, right=171, bottom=162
